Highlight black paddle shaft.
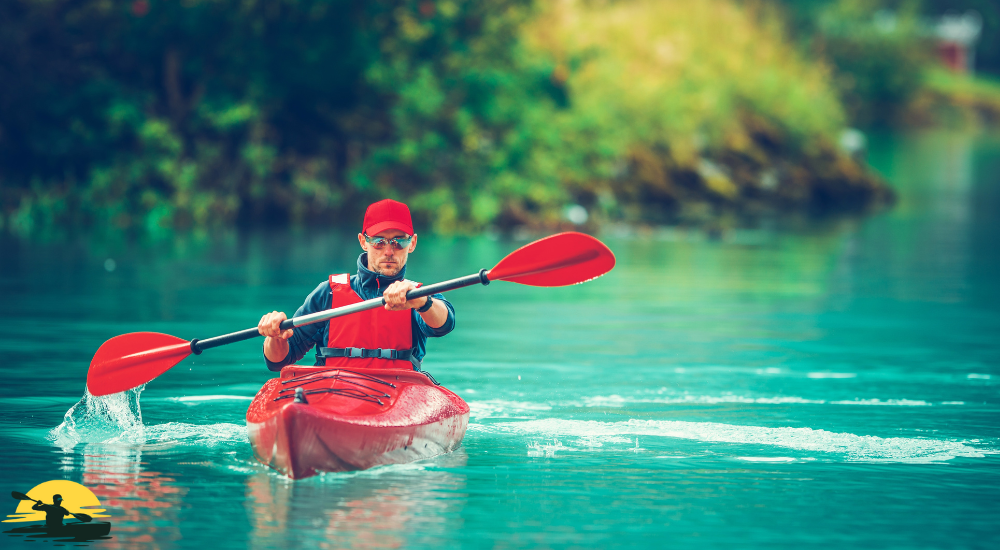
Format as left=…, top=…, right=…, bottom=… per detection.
left=189, top=269, right=490, bottom=354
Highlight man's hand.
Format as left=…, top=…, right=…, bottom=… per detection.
left=261, top=311, right=293, bottom=364
left=259, top=311, right=294, bottom=340
left=383, top=280, right=426, bottom=311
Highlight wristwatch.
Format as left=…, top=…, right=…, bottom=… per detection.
left=417, top=295, right=434, bottom=313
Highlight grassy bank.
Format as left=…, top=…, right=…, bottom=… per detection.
left=522, top=0, right=893, bottom=231
left=908, top=70, right=1000, bottom=126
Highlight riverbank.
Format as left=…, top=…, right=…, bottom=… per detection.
left=0, top=0, right=907, bottom=237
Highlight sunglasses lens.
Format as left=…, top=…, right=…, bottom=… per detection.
left=366, top=235, right=411, bottom=250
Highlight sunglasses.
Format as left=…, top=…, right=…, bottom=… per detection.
left=364, top=234, right=414, bottom=250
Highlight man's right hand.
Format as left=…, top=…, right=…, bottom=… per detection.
left=259, top=311, right=294, bottom=340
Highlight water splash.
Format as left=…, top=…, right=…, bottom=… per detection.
left=48, top=386, right=249, bottom=456
left=48, top=386, right=147, bottom=449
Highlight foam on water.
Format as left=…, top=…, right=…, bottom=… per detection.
left=166, top=395, right=254, bottom=404
left=469, top=399, right=553, bottom=419
left=829, top=398, right=931, bottom=406
left=476, top=418, right=993, bottom=463
left=144, top=422, right=248, bottom=446
left=581, top=394, right=828, bottom=406
left=472, top=395, right=957, bottom=413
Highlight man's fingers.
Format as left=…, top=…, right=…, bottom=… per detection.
left=258, top=312, right=287, bottom=338
left=380, top=282, right=416, bottom=311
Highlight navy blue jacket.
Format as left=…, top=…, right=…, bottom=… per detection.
left=264, top=253, right=456, bottom=371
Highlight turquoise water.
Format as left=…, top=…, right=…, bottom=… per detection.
left=1, top=131, right=998, bottom=548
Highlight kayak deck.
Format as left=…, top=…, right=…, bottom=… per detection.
left=246, top=366, right=469, bottom=478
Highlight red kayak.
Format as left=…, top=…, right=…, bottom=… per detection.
left=246, top=366, right=470, bottom=479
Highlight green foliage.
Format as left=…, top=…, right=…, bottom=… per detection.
left=0, top=0, right=888, bottom=235
left=778, top=0, right=1000, bottom=126
left=0, top=0, right=392, bottom=231
left=0, top=0, right=577, bottom=234
left=813, top=0, right=932, bottom=125
left=523, top=0, right=880, bottom=224
left=918, top=68, right=1000, bottom=124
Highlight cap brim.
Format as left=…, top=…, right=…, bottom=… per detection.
left=365, top=221, right=414, bottom=236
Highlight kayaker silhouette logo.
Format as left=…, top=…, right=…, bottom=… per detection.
left=3, top=480, right=112, bottom=543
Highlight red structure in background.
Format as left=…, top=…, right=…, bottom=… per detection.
left=934, top=11, right=982, bottom=74
left=938, top=42, right=967, bottom=73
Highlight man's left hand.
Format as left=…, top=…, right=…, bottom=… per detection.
left=383, top=280, right=426, bottom=311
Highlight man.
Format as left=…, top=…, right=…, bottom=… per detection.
left=258, top=199, right=455, bottom=372
left=32, top=494, right=71, bottom=531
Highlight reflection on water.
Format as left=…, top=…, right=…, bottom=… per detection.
left=79, top=444, right=186, bottom=549
left=246, top=452, right=468, bottom=550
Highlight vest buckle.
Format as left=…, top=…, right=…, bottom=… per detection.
left=348, top=347, right=363, bottom=358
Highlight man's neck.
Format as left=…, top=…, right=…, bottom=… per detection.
left=358, top=253, right=406, bottom=284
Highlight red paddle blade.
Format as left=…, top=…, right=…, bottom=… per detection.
left=87, top=332, right=192, bottom=396
left=487, top=232, right=616, bottom=286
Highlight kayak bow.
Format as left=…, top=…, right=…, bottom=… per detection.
left=246, top=366, right=469, bottom=479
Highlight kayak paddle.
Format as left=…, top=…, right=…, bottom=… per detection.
left=11, top=491, right=93, bottom=522
left=86, top=231, right=615, bottom=396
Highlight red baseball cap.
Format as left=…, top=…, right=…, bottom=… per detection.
left=362, top=199, right=414, bottom=236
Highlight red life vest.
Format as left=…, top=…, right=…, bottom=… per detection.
left=323, top=273, right=417, bottom=370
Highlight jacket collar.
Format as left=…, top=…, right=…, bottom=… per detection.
left=357, top=253, right=406, bottom=295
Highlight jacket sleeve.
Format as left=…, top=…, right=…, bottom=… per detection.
left=264, top=281, right=331, bottom=371
left=414, top=293, right=455, bottom=338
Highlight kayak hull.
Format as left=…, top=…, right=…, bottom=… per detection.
left=246, top=366, right=469, bottom=479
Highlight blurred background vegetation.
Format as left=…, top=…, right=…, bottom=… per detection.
left=1, top=0, right=997, bottom=236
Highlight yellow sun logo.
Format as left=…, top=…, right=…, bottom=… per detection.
left=4, top=480, right=109, bottom=523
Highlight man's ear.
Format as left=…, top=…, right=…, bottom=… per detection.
left=408, top=234, right=418, bottom=253
left=358, top=233, right=367, bottom=251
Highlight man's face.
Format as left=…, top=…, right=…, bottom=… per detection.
left=358, top=229, right=418, bottom=277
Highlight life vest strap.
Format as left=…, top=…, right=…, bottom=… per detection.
left=317, top=346, right=422, bottom=371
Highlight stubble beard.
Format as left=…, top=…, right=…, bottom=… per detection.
left=373, top=264, right=400, bottom=277
left=370, top=254, right=404, bottom=277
